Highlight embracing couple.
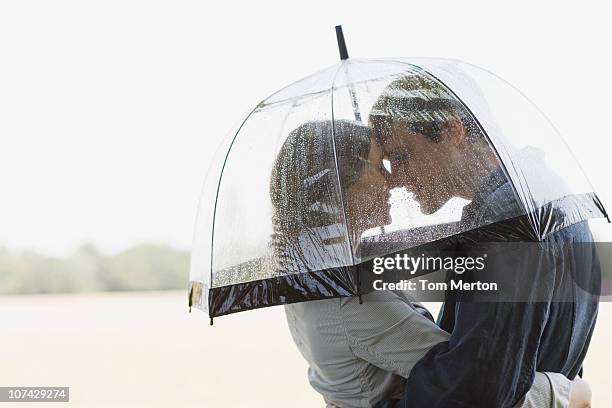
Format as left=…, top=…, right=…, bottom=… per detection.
left=270, top=72, right=600, bottom=407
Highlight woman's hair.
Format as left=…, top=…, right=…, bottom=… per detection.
left=270, top=120, right=371, bottom=264
left=369, top=72, right=484, bottom=144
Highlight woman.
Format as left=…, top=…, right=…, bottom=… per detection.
left=270, top=120, right=589, bottom=408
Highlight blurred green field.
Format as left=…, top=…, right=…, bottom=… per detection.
left=1, top=291, right=610, bottom=407
left=0, top=245, right=189, bottom=295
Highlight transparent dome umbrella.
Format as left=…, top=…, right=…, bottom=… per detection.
left=189, top=26, right=608, bottom=323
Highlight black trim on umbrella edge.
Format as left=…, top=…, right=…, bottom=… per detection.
left=194, top=265, right=359, bottom=318
left=190, top=192, right=607, bottom=318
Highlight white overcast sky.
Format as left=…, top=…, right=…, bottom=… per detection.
left=1, top=0, right=611, bottom=256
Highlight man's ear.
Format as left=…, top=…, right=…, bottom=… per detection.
left=440, top=117, right=465, bottom=146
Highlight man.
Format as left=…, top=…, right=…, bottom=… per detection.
left=368, top=70, right=601, bottom=407
left=277, top=120, right=591, bottom=408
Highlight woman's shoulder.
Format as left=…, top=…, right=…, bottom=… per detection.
left=337, top=290, right=425, bottom=330
left=284, top=297, right=344, bottom=320
left=339, top=290, right=413, bottom=307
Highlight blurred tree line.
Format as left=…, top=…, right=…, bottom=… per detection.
left=0, top=243, right=189, bottom=294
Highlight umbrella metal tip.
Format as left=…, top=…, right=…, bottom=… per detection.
left=335, top=25, right=349, bottom=61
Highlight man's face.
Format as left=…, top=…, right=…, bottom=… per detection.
left=379, top=121, right=459, bottom=215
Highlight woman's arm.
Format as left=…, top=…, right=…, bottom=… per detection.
left=516, top=373, right=592, bottom=408
left=515, top=373, right=568, bottom=408
left=339, top=290, right=449, bottom=379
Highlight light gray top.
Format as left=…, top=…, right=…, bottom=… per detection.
left=285, top=290, right=570, bottom=408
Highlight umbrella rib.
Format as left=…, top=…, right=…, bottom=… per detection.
left=389, top=58, right=533, bottom=239
left=209, top=63, right=345, bottom=291
left=209, top=110, right=257, bottom=291
left=344, top=61, right=362, bottom=123
left=330, top=60, right=357, bottom=266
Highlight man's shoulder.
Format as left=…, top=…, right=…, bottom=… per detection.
left=475, top=182, right=522, bottom=224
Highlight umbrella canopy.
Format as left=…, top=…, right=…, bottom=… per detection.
left=189, top=31, right=608, bottom=320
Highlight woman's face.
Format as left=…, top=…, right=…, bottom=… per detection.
left=345, top=140, right=392, bottom=234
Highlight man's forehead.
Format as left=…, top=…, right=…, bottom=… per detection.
left=379, top=130, right=414, bottom=153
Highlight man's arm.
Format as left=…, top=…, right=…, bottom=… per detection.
left=400, top=300, right=549, bottom=408
left=340, top=291, right=571, bottom=407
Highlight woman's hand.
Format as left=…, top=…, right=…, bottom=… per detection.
left=569, top=377, right=592, bottom=408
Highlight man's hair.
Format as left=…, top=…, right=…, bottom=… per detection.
left=368, top=71, right=485, bottom=144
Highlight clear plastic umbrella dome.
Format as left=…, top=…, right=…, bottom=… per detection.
left=189, top=40, right=608, bottom=319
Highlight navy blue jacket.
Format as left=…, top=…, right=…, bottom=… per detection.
left=397, top=175, right=601, bottom=407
